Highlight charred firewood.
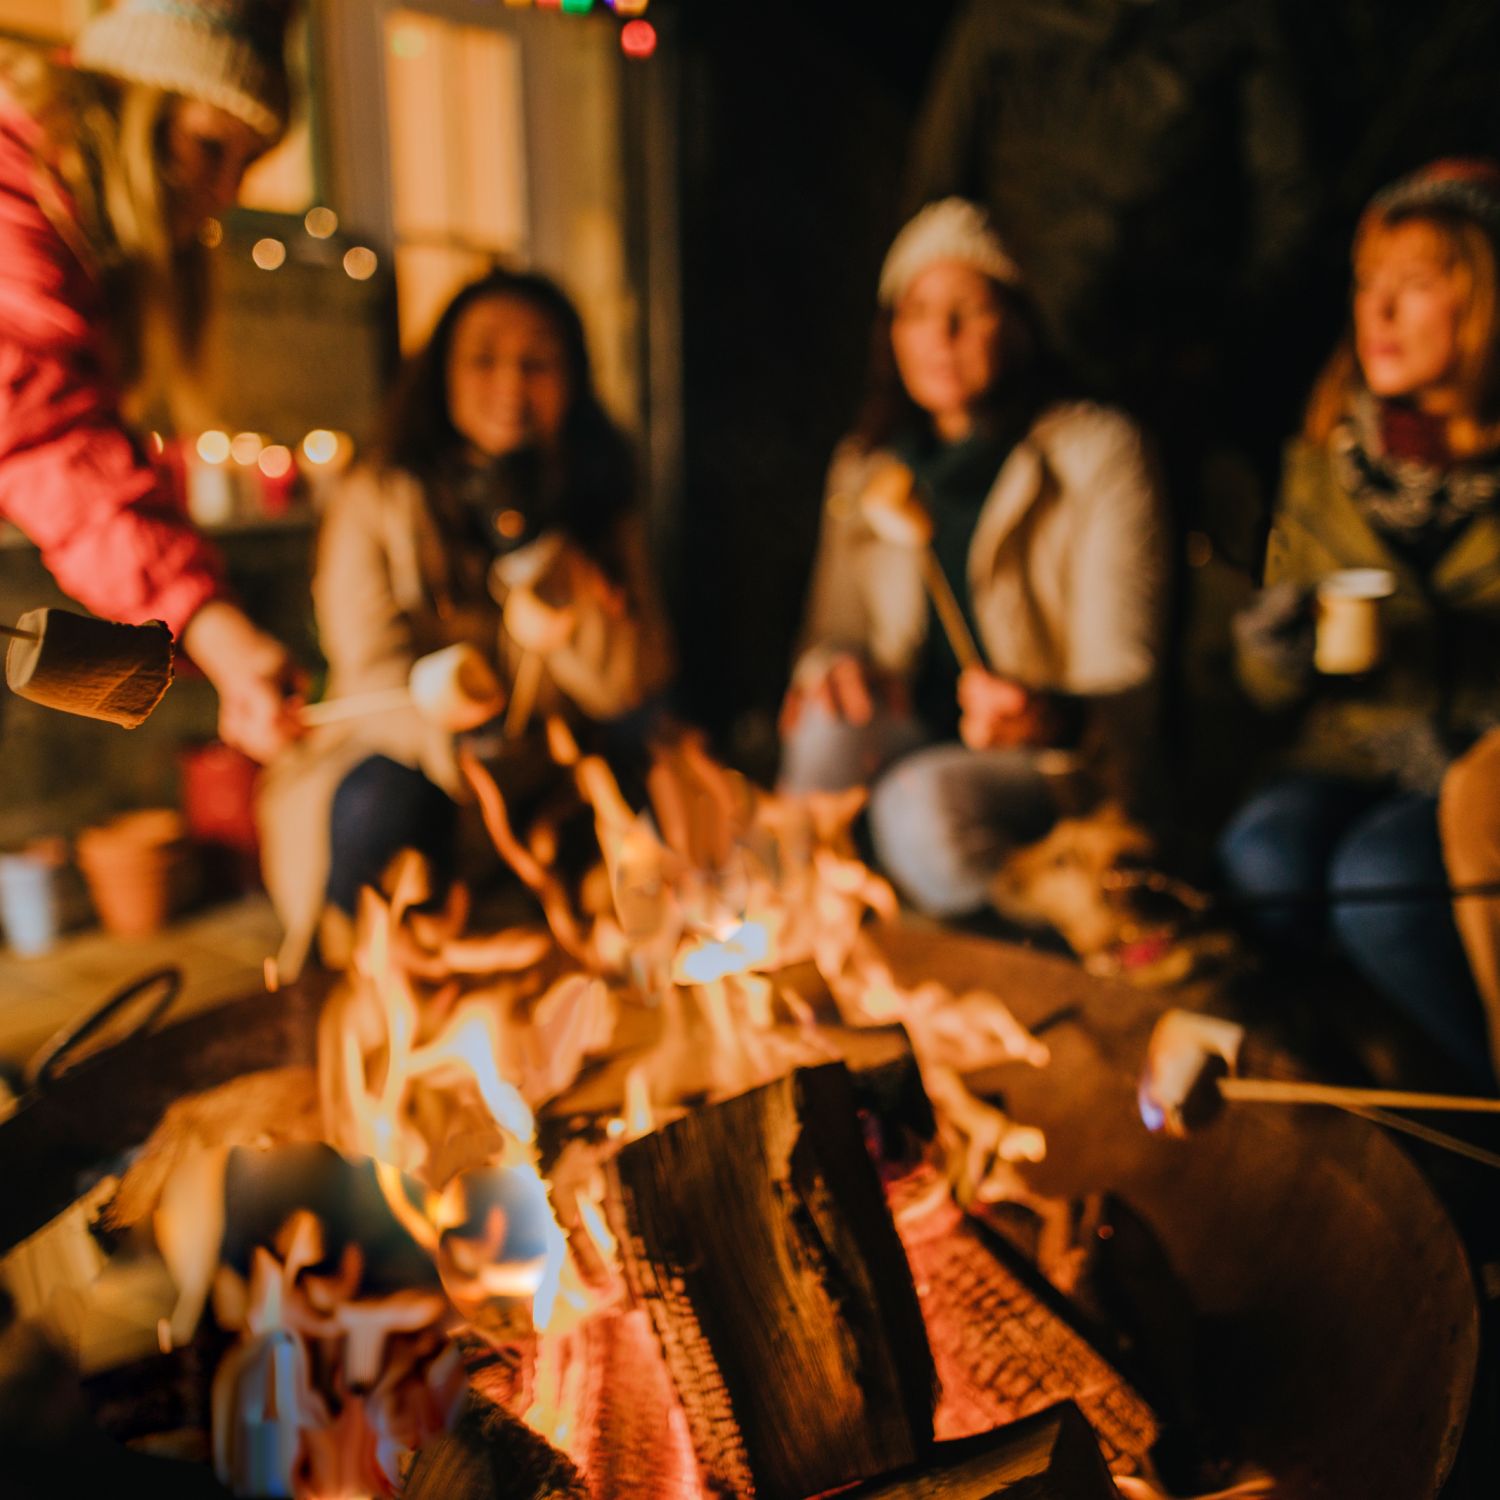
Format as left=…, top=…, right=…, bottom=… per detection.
left=401, top=1396, right=588, bottom=1500
left=836, top=1401, right=1119, bottom=1498
left=604, top=1062, right=937, bottom=1498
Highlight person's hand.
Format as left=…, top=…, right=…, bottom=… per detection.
left=957, top=666, right=1049, bottom=749
left=559, top=545, right=627, bottom=619
left=1138, top=1009, right=1246, bottom=1137
left=181, top=600, right=305, bottom=763
left=779, top=651, right=876, bottom=734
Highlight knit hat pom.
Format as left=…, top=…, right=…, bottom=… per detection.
left=878, top=198, right=1023, bottom=307
left=73, top=0, right=293, bottom=141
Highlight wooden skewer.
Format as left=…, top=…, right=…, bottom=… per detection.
left=299, top=686, right=411, bottom=726
left=920, top=550, right=983, bottom=671
left=1347, top=1104, right=1500, bottom=1171
left=505, top=651, right=544, bottom=739
left=1220, top=1077, right=1500, bottom=1114
left=1, top=622, right=39, bottom=642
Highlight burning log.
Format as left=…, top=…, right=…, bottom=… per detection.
left=402, top=1397, right=588, bottom=1500
left=603, top=1062, right=937, bottom=1499
left=836, top=1402, right=1120, bottom=1499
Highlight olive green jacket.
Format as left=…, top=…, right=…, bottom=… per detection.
left=1241, top=437, right=1500, bottom=789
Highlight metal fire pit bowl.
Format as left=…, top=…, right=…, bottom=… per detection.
left=0, top=978, right=328, bottom=1254
left=874, top=926, right=1481, bottom=1500
left=0, top=933, right=1483, bottom=1500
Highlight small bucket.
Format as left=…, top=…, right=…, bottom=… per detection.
left=76, top=811, right=195, bottom=939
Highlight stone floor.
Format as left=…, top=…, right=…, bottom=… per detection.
left=0, top=893, right=279, bottom=1080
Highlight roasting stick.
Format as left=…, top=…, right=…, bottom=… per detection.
left=501, top=590, right=574, bottom=739
left=1218, top=1077, right=1500, bottom=1114
left=504, top=648, right=545, bottom=739
left=1346, top=1105, right=1500, bottom=1172
left=492, top=533, right=568, bottom=740
left=920, top=550, right=983, bottom=671
left=1220, top=1084, right=1500, bottom=1170
left=299, top=686, right=411, bottom=725
left=298, top=644, right=504, bottom=731
left=1142, top=1010, right=1500, bottom=1168
left=859, top=462, right=984, bottom=671
left=1, top=621, right=38, bottom=641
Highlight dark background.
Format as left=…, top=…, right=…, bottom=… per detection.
left=670, top=0, right=964, bottom=757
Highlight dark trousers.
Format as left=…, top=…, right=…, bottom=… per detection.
left=326, top=755, right=458, bottom=915
left=1219, top=773, right=1493, bottom=1083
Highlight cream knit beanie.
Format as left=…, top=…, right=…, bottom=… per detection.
left=73, top=0, right=293, bottom=141
left=877, top=198, right=1023, bottom=307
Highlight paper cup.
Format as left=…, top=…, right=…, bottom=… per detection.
left=0, top=848, right=63, bottom=956
left=1314, top=569, right=1396, bottom=675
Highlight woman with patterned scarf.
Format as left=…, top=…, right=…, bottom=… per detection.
left=1223, top=161, right=1500, bottom=1087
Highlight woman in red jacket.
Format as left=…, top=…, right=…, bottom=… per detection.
left=0, top=0, right=301, bottom=760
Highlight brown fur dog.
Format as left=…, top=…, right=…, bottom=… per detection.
left=991, top=806, right=1235, bottom=986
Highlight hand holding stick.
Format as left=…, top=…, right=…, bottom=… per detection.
left=489, top=533, right=574, bottom=740
left=299, top=643, right=504, bottom=732
left=859, top=461, right=983, bottom=671
left=501, top=588, right=576, bottom=739
left=1139, top=1008, right=1500, bottom=1166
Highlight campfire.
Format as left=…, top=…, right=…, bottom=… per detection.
left=1, top=717, right=1474, bottom=1499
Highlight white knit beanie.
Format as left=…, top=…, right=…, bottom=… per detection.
left=877, top=198, right=1023, bottom=307
left=73, top=0, right=293, bottom=142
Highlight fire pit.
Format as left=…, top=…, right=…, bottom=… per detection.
left=0, top=931, right=1478, bottom=1499
left=0, top=729, right=1482, bottom=1499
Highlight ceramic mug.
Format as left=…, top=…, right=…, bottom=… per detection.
left=1314, top=568, right=1397, bottom=675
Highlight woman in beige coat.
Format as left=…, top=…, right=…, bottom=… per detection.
left=259, top=269, right=672, bottom=970
left=780, top=200, right=1167, bottom=916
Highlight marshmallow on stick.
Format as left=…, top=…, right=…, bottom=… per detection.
left=489, top=535, right=577, bottom=740
left=4, top=607, right=173, bottom=728
left=859, top=461, right=983, bottom=670
left=501, top=588, right=576, bottom=738
left=300, top=643, right=504, bottom=731
left=1139, top=1008, right=1500, bottom=1156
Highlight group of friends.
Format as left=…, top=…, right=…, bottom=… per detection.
left=4, top=1, right=1500, bottom=1092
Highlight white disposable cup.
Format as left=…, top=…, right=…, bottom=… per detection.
left=1314, top=568, right=1396, bottom=675
left=0, top=850, right=62, bottom=956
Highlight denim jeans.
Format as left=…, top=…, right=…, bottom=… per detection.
left=779, top=703, right=1056, bottom=916
left=1219, top=774, right=1492, bottom=1081
left=326, top=754, right=458, bottom=915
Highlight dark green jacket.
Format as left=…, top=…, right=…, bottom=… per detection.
left=1243, top=438, right=1500, bottom=790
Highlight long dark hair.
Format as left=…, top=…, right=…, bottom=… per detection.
left=851, top=280, right=1057, bottom=451
left=376, top=267, right=636, bottom=579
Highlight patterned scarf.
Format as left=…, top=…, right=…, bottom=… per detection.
left=1332, top=392, right=1500, bottom=565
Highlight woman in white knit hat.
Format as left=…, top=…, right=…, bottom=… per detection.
left=780, top=198, right=1167, bottom=922
left=0, top=1, right=302, bottom=762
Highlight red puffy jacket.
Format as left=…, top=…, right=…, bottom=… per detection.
left=0, top=89, right=227, bottom=639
